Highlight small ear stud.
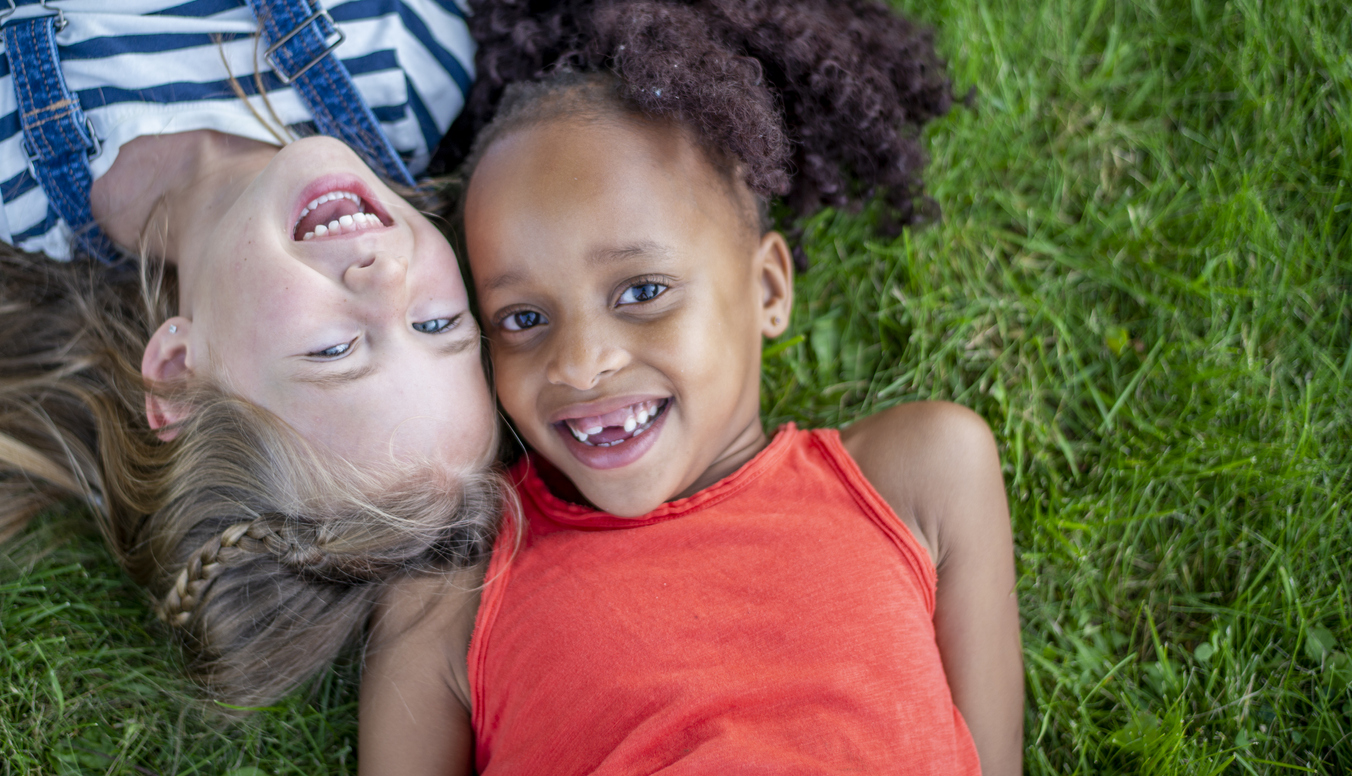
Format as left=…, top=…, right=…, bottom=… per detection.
left=168, top=324, right=178, bottom=334
left=771, top=316, right=781, bottom=326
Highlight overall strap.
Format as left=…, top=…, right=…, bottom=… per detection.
left=1, top=4, right=120, bottom=264
left=248, top=0, right=416, bottom=187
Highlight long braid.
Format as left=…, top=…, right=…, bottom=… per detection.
left=158, top=522, right=254, bottom=626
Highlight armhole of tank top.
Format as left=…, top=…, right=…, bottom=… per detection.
left=466, top=512, right=518, bottom=737
left=810, top=429, right=938, bottom=615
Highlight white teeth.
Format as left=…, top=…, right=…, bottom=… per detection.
left=297, top=190, right=362, bottom=222
left=299, top=212, right=383, bottom=241
left=564, top=399, right=665, bottom=447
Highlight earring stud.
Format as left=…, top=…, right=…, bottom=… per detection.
left=771, top=316, right=781, bottom=326
left=168, top=324, right=178, bottom=334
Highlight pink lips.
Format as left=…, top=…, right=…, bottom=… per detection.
left=553, top=397, right=671, bottom=470
left=290, top=174, right=392, bottom=241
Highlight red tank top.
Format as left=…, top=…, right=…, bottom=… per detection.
left=469, top=425, right=980, bottom=775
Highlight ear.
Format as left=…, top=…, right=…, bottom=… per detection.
left=755, top=231, right=794, bottom=338
left=141, top=317, right=194, bottom=442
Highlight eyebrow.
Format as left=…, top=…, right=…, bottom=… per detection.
left=292, top=362, right=380, bottom=387
left=588, top=241, right=672, bottom=265
left=437, top=324, right=481, bottom=356
left=480, top=241, right=673, bottom=292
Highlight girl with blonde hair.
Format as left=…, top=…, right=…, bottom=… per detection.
left=0, top=0, right=506, bottom=708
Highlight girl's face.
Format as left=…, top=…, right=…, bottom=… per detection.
left=465, top=117, right=792, bottom=516
left=157, top=136, right=495, bottom=472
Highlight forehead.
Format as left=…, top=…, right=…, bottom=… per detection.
left=473, top=116, right=710, bottom=209
left=464, top=116, right=753, bottom=264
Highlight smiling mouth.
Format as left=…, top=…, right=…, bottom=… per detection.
left=293, top=189, right=391, bottom=241
left=558, top=399, right=669, bottom=447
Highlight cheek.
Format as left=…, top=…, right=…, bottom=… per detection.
left=410, top=219, right=466, bottom=291
left=489, top=344, right=537, bottom=419
left=216, top=252, right=307, bottom=322
left=196, top=264, right=332, bottom=386
left=667, top=295, right=759, bottom=382
left=434, top=363, right=497, bottom=465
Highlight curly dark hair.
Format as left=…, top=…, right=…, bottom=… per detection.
left=444, top=0, right=952, bottom=234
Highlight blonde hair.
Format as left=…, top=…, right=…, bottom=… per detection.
left=0, top=243, right=505, bottom=709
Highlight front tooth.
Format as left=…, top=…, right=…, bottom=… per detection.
left=314, top=224, right=328, bottom=236
left=637, top=410, right=649, bottom=425
left=339, top=214, right=354, bottom=228
left=584, top=426, right=603, bottom=435
left=303, top=232, right=314, bottom=241
left=623, top=416, right=637, bottom=433
left=327, top=219, right=341, bottom=233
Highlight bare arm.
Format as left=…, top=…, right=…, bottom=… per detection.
left=842, top=401, right=1023, bottom=775
left=359, top=565, right=485, bottom=776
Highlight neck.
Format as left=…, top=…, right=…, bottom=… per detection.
left=674, top=413, right=770, bottom=501
left=91, top=130, right=278, bottom=257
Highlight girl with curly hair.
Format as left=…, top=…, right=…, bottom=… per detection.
left=361, top=1, right=1022, bottom=773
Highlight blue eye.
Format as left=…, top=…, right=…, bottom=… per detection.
left=618, top=282, right=666, bottom=305
left=500, top=310, right=546, bottom=332
left=310, top=340, right=353, bottom=358
left=413, top=315, right=459, bottom=334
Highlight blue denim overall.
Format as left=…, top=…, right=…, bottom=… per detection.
left=0, top=0, right=416, bottom=265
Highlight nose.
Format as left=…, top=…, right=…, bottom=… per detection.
left=545, top=317, right=630, bottom=390
left=343, top=249, right=407, bottom=295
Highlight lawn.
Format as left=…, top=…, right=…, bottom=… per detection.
left=3, top=0, right=1350, bottom=773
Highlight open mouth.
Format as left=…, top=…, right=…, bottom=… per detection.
left=557, top=398, right=669, bottom=447
left=293, top=188, right=391, bottom=241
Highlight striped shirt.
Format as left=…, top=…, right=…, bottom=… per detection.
left=0, top=0, right=474, bottom=259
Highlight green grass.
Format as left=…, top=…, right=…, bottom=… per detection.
left=4, top=0, right=1350, bottom=772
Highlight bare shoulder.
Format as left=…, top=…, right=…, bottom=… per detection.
left=368, top=562, right=485, bottom=654
left=359, top=564, right=486, bottom=776
left=840, top=401, right=1004, bottom=567
left=366, top=562, right=485, bottom=709
left=843, top=403, right=1022, bottom=773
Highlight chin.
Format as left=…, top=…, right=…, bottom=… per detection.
left=576, top=476, right=674, bottom=518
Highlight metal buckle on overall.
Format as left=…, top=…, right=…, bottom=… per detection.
left=263, top=6, right=346, bottom=85
left=0, top=0, right=67, bottom=31
left=19, top=116, right=100, bottom=165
